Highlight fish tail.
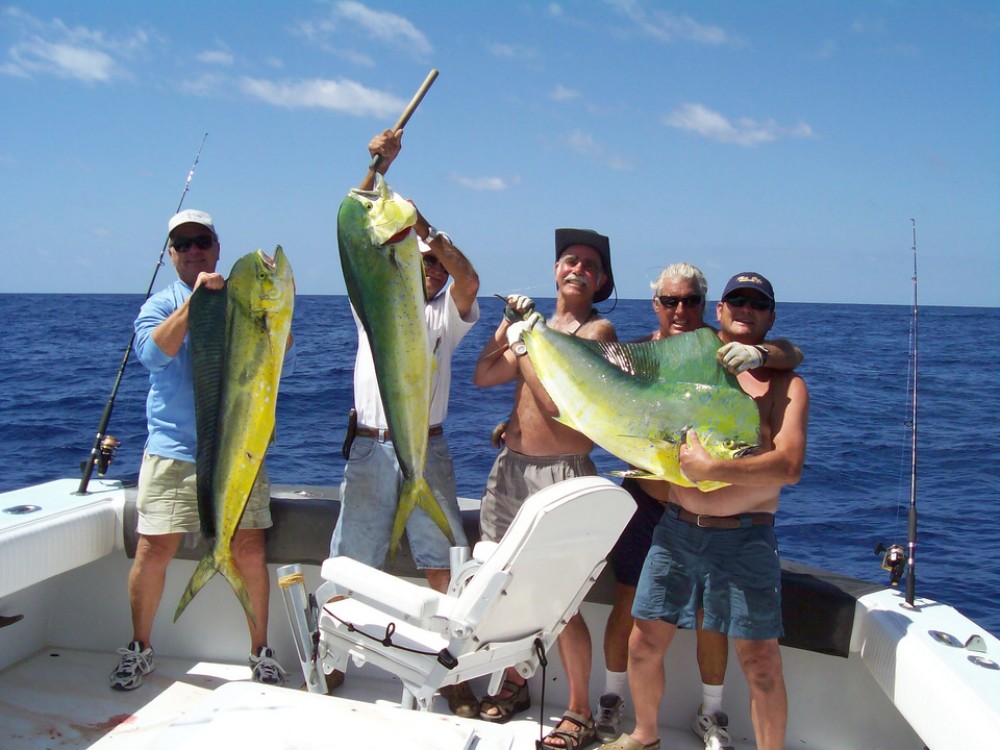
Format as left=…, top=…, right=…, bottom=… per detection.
left=388, top=488, right=417, bottom=563
left=388, top=477, right=456, bottom=562
left=173, top=548, right=257, bottom=625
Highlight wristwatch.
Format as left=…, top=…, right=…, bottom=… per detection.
left=425, top=226, right=452, bottom=245
left=512, top=342, right=528, bottom=357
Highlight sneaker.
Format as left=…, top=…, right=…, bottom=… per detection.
left=249, top=646, right=287, bottom=686
left=692, top=710, right=735, bottom=750
left=595, top=692, right=625, bottom=742
left=109, top=640, right=154, bottom=691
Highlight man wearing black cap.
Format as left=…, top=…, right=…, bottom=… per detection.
left=611, top=271, right=808, bottom=750
left=473, top=229, right=616, bottom=746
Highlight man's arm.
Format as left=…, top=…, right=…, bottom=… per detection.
left=150, top=272, right=225, bottom=358
left=680, top=374, right=809, bottom=487
left=717, top=337, right=803, bottom=374
left=412, top=209, right=479, bottom=317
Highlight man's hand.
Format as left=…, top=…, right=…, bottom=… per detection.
left=678, top=431, right=714, bottom=483
left=505, top=310, right=542, bottom=347
left=193, top=272, right=225, bottom=292
left=368, top=128, right=403, bottom=174
left=717, top=342, right=766, bottom=374
left=504, top=294, right=536, bottom=322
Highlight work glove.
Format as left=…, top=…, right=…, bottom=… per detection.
left=505, top=311, right=542, bottom=348
left=503, top=294, right=536, bottom=322
left=717, top=342, right=767, bottom=374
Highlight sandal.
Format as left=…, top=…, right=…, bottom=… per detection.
left=536, top=710, right=597, bottom=750
left=597, top=734, right=660, bottom=750
left=479, top=678, right=530, bottom=723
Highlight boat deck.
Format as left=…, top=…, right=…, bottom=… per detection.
left=0, top=648, right=721, bottom=750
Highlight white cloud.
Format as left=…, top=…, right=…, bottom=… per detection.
left=334, top=1, right=431, bottom=58
left=0, top=8, right=146, bottom=82
left=451, top=174, right=520, bottom=191
left=563, top=129, right=632, bottom=170
left=198, top=49, right=234, bottom=66
left=239, top=77, right=407, bottom=116
left=663, top=103, right=817, bottom=147
left=608, top=0, right=732, bottom=45
left=551, top=85, right=580, bottom=102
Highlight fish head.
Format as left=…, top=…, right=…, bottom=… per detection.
left=343, top=174, right=417, bottom=247
left=226, top=246, right=295, bottom=317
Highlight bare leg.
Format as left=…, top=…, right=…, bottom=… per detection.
left=542, top=612, right=593, bottom=747
left=734, top=638, right=786, bottom=750
left=627, top=618, right=676, bottom=747
left=128, top=532, right=182, bottom=648
left=423, top=567, right=450, bottom=594
left=603, top=583, right=636, bottom=674
left=232, top=528, right=270, bottom=652
left=696, top=609, right=728, bottom=688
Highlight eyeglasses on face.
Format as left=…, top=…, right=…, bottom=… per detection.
left=723, top=295, right=773, bottom=311
left=422, top=254, right=448, bottom=273
left=656, top=294, right=703, bottom=308
left=171, top=234, right=215, bottom=253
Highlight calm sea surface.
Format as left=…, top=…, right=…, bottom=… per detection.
left=2, top=294, right=997, bottom=636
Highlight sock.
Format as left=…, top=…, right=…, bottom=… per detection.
left=604, top=669, right=627, bottom=698
left=701, top=682, right=724, bottom=716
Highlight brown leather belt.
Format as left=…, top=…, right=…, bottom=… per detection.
left=356, top=424, right=444, bottom=442
left=666, top=502, right=774, bottom=529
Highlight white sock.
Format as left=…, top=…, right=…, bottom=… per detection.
left=604, top=669, right=627, bottom=698
left=701, top=682, right=724, bottom=716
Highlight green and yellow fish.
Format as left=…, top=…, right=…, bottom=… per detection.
left=175, top=247, right=294, bottom=623
left=523, top=323, right=759, bottom=492
left=338, top=175, right=455, bottom=559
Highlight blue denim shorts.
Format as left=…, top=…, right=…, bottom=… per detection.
left=632, top=510, right=783, bottom=640
left=330, top=434, right=468, bottom=570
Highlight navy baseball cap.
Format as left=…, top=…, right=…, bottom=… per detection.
left=721, top=272, right=774, bottom=302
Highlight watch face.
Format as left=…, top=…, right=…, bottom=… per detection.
left=513, top=342, right=527, bottom=356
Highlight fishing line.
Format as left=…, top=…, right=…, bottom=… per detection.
left=77, top=134, right=209, bottom=495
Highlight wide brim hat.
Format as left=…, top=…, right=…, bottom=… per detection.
left=554, top=228, right=614, bottom=303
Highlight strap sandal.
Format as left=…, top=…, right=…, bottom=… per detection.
left=479, top=678, right=530, bottom=723
left=597, top=734, right=660, bottom=750
left=536, top=710, right=597, bottom=750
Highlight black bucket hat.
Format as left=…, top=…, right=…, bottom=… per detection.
left=554, top=228, right=614, bottom=303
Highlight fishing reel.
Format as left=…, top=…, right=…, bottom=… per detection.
left=874, top=542, right=907, bottom=586
left=80, top=435, right=120, bottom=477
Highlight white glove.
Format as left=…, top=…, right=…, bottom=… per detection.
left=503, top=294, right=536, bottom=322
left=718, top=342, right=766, bottom=374
left=505, top=310, right=542, bottom=347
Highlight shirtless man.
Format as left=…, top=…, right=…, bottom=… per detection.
left=473, top=228, right=616, bottom=749
left=597, top=264, right=802, bottom=750
left=602, top=272, right=808, bottom=750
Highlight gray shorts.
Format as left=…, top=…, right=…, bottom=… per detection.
left=136, top=452, right=273, bottom=535
left=479, top=447, right=597, bottom=542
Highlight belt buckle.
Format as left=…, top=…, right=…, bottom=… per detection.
left=377, top=428, right=389, bottom=443
left=695, top=514, right=710, bottom=528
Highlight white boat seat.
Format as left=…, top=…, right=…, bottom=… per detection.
left=309, top=476, right=635, bottom=711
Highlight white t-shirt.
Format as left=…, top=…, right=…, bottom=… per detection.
left=352, top=288, right=479, bottom=428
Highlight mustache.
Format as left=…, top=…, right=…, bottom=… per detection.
left=564, top=273, right=591, bottom=288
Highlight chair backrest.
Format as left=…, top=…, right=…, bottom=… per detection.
left=448, top=476, right=634, bottom=646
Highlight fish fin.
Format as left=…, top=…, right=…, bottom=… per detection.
left=608, top=469, right=661, bottom=479
left=389, top=477, right=455, bottom=563
left=173, top=547, right=256, bottom=625
left=694, top=479, right=732, bottom=492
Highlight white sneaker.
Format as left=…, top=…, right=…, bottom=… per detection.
left=249, top=646, right=287, bottom=686
left=595, top=692, right=625, bottom=742
left=109, top=640, right=154, bottom=691
left=692, top=710, right=735, bottom=750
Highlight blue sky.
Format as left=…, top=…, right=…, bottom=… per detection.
left=2, top=1, right=997, bottom=306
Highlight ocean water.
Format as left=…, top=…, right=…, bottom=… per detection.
left=2, top=294, right=997, bottom=636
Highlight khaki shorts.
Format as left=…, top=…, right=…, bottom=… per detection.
left=136, top=453, right=273, bottom=535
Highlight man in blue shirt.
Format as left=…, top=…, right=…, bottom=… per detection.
left=110, top=209, right=296, bottom=690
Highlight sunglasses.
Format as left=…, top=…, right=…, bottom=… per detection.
left=422, top=254, right=447, bottom=271
left=656, top=294, right=703, bottom=308
left=724, top=295, right=773, bottom=311
left=171, top=234, right=215, bottom=253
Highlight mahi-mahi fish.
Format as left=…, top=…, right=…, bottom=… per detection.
left=174, top=247, right=295, bottom=623
left=522, top=322, right=759, bottom=492
left=338, top=175, right=455, bottom=559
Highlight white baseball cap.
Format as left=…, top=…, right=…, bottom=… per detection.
left=168, top=209, right=216, bottom=237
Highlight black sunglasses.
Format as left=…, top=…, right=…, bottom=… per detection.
left=724, top=295, right=773, bottom=311
left=656, top=294, right=703, bottom=308
left=171, top=234, right=215, bottom=253
left=422, top=254, right=447, bottom=272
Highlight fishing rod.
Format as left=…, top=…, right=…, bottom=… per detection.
left=905, top=218, right=919, bottom=607
left=874, top=220, right=920, bottom=605
left=76, top=133, right=209, bottom=495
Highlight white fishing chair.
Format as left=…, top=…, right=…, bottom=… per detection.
left=311, top=476, right=635, bottom=711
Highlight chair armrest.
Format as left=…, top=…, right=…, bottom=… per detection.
left=320, top=556, right=449, bottom=625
